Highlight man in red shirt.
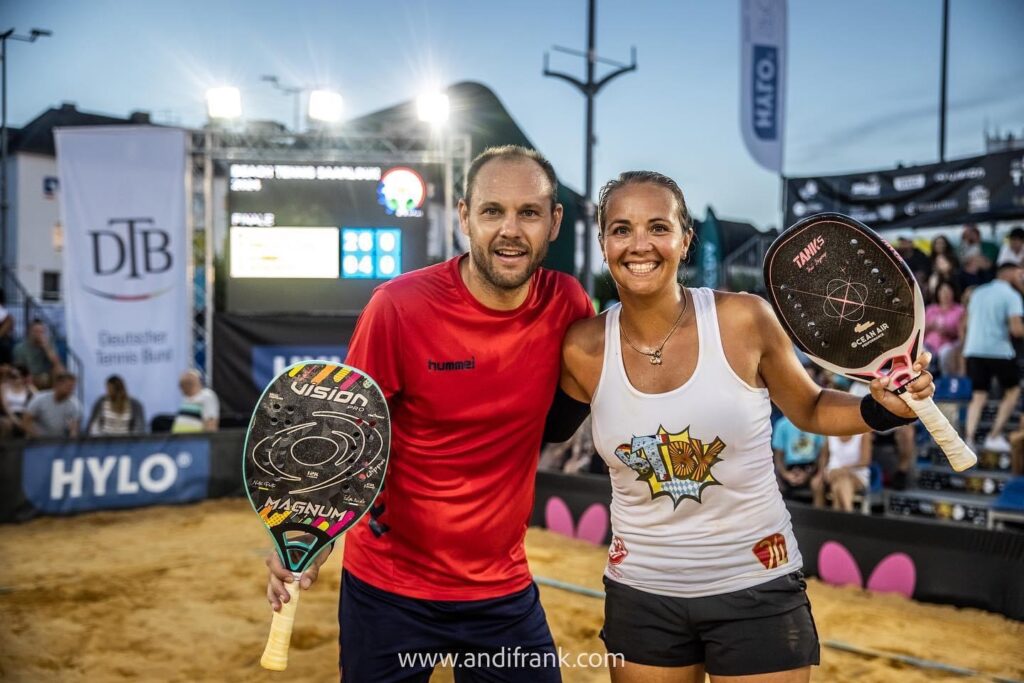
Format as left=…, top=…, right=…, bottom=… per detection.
left=266, top=145, right=593, bottom=681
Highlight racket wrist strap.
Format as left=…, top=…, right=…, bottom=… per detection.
left=860, top=394, right=917, bottom=431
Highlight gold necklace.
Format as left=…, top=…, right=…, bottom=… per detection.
left=620, top=286, right=688, bottom=366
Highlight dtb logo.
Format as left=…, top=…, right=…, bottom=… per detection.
left=86, top=217, right=174, bottom=300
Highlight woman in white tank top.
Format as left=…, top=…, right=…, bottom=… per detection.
left=556, top=172, right=936, bottom=682
left=823, top=433, right=872, bottom=512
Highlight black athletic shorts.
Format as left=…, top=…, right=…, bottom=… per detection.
left=966, top=356, right=1020, bottom=392
left=601, top=571, right=820, bottom=676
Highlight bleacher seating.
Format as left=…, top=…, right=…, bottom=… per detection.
left=883, top=390, right=1023, bottom=529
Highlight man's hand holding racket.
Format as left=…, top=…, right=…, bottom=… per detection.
left=244, top=361, right=391, bottom=670
left=265, top=542, right=332, bottom=612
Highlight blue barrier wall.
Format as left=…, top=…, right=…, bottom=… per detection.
left=0, top=431, right=245, bottom=522
left=1, top=439, right=1021, bottom=620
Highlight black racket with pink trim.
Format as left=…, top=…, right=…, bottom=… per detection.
left=763, top=212, right=976, bottom=472
left=243, top=360, right=390, bottom=670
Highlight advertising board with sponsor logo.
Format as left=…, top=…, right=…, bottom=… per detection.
left=785, top=149, right=1024, bottom=230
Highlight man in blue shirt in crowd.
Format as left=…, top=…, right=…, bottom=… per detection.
left=963, top=261, right=1024, bottom=452
left=772, top=414, right=825, bottom=503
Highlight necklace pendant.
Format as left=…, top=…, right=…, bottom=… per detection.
left=650, top=350, right=662, bottom=365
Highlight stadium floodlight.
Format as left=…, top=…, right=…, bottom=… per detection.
left=416, top=91, right=449, bottom=125
left=308, top=89, right=344, bottom=123
left=206, top=86, right=241, bottom=120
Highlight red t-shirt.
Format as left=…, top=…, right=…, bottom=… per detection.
left=342, top=256, right=593, bottom=600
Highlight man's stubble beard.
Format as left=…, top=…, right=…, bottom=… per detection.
left=469, top=238, right=550, bottom=291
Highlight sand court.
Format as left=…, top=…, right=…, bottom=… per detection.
left=1, top=498, right=1021, bottom=682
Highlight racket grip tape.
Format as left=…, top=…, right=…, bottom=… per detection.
left=900, top=393, right=977, bottom=472
left=260, top=574, right=301, bottom=671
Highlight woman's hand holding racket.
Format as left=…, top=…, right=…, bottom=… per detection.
left=764, top=213, right=976, bottom=472
left=867, top=350, right=935, bottom=419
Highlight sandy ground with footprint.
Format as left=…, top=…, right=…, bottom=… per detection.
left=1, top=498, right=1021, bottom=682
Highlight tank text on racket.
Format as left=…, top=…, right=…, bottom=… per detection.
left=792, top=235, right=826, bottom=270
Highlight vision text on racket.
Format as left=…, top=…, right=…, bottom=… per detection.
left=288, top=381, right=368, bottom=407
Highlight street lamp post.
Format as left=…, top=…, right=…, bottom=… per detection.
left=1, top=27, right=51, bottom=269
left=543, top=0, right=635, bottom=296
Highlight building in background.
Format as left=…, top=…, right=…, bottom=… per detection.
left=3, top=104, right=152, bottom=302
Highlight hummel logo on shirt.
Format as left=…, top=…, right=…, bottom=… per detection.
left=427, top=357, right=476, bottom=371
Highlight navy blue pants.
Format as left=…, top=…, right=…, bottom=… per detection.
left=338, top=570, right=561, bottom=682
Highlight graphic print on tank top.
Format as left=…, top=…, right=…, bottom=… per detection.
left=614, top=425, right=726, bottom=507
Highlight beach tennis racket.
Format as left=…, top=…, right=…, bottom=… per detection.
left=243, top=361, right=390, bottom=670
left=763, top=212, right=976, bottom=472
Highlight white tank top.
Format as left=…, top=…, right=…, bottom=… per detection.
left=826, top=435, right=868, bottom=473
left=592, top=288, right=802, bottom=597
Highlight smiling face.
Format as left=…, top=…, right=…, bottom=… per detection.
left=458, top=157, right=562, bottom=298
left=600, top=182, right=692, bottom=297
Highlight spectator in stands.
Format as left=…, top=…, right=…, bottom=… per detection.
left=0, top=364, right=36, bottom=437
left=958, top=224, right=994, bottom=288
left=925, top=280, right=965, bottom=376
left=820, top=432, right=872, bottom=512
left=0, top=288, right=13, bottom=365
left=930, top=234, right=954, bottom=261
left=23, top=371, right=81, bottom=439
left=540, top=415, right=600, bottom=474
left=86, top=374, right=146, bottom=436
left=13, top=319, right=64, bottom=390
left=772, top=414, right=824, bottom=501
left=895, top=236, right=932, bottom=284
left=171, top=369, right=219, bottom=433
left=927, top=252, right=960, bottom=300
left=847, top=380, right=914, bottom=490
left=997, top=226, right=1024, bottom=267
left=962, top=261, right=1024, bottom=451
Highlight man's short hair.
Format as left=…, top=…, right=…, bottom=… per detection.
left=54, top=371, right=76, bottom=383
left=1009, top=227, right=1024, bottom=241
left=463, top=145, right=559, bottom=209
left=997, top=260, right=1022, bottom=273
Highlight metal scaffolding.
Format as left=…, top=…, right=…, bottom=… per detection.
left=185, top=127, right=472, bottom=384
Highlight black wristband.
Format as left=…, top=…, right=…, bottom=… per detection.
left=543, top=386, right=591, bottom=443
left=859, top=393, right=917, bottom=432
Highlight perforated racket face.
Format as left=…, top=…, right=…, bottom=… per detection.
left=763, top=213, right=925, bottom=386
left=243, top=361, right=390, bottom=573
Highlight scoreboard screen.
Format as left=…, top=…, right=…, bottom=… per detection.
left=225, top=162, right=438, bottom=313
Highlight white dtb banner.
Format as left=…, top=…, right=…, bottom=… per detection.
left=56, top=126, right=189, bottom=426
left=740, top=0, right=787, bottom=173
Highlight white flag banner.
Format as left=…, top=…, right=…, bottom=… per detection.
left=56, top=126, right=189, bottom=426
left=740, top=0, right=787, bottom=173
